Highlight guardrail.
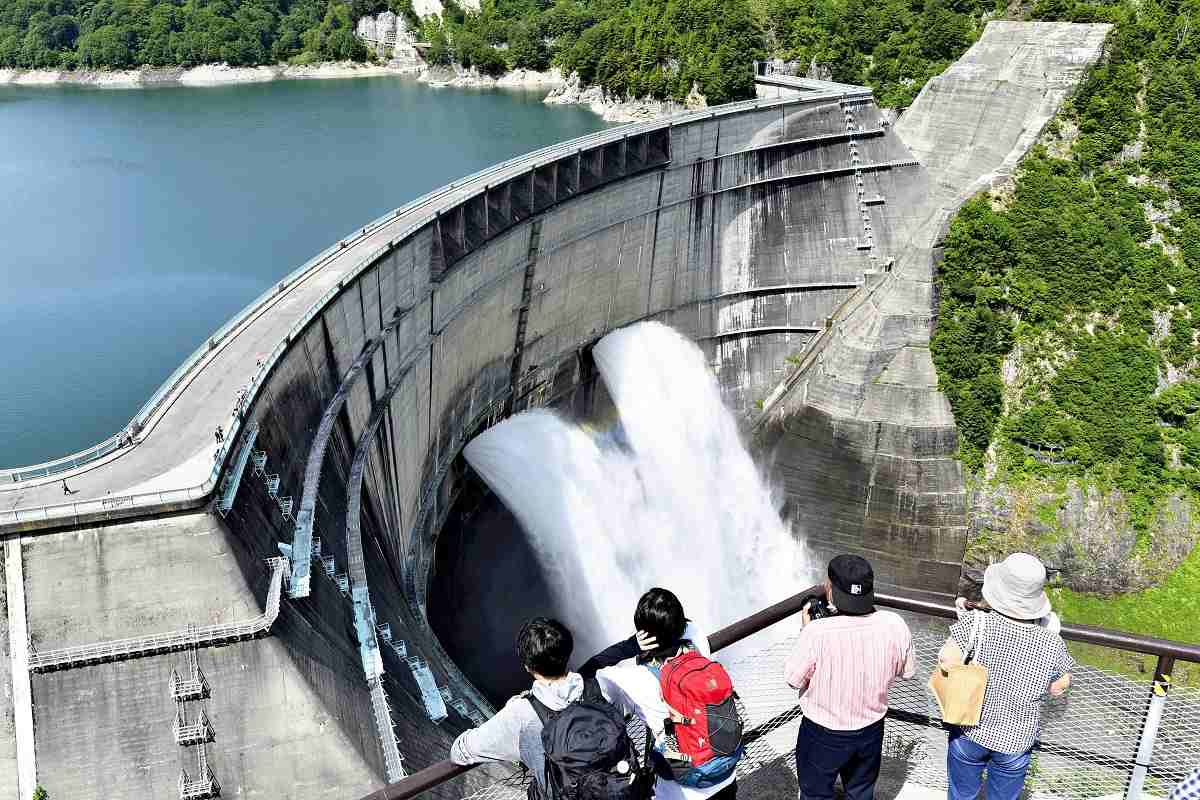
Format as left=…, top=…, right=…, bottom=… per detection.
left=27, top=557, right=288, bottom=672
left=0, top=87, right=869, bottom=533
left=358, top=585, right=1200, bottom=800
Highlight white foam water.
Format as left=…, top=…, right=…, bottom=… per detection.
left=463, top=321, right=810, bottom=662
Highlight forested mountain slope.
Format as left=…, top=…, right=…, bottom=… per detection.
left=1, top=0, right=1006, bottom=105
left=929, top=0, right=1200, bottom=670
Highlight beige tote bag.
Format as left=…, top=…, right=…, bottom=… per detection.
left=928, top=612, right=988, bottom=726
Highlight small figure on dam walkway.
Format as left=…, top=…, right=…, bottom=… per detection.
left=214, top=426, right=224, bottom=444
left=784, top=555, right=915, bottom=800
left=61, top=479, right=77, bottom=495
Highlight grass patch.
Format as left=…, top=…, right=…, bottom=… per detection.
left=1049, top=540, right=1200, bottom=686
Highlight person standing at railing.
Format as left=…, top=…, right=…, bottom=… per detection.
left=783, top=555, right=915, bottom=800
left=579, top=588, right=742, bottom=800
left=449, top=617, right=653, bottom=800
left=938, top=553, right=1073, bottom=800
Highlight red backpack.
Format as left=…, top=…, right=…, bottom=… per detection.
left=658, top=651, right=744, bottom=786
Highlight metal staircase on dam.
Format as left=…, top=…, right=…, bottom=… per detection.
left=173, top=706, right=215, bottom=747
left=844, top=100, right=881, bottom=262
left=173, top=646, right=220, bottom=798
left=311, top=538, right=410, bottom=780
left=179, top=744, right=221, bottom=800
left=370, top=678, right=408, bottom=781
left=311, top=536, right=450, bottom=723
left=171, top=655, right=211, bottom=702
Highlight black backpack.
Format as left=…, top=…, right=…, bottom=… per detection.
left=526, top=677, right=654, bottom=800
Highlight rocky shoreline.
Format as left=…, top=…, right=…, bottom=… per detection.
left=417, top=66, right=706, bottom=122
left=0, top=60, right=701, bottom=122
left=544, top=71, right=707, bottom=123
left=0, top=61, right=420, bottom=88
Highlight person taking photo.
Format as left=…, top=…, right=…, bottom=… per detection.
left=784, top=555, right=915, bottom=800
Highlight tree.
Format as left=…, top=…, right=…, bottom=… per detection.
left=77, top=24, right=133, bottom=67
left=507, top=20, right=547, bottom=69
left=919, top=1, right=973, bottom=60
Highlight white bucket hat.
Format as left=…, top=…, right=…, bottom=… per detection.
left=982, top=553, right=1052, bottom=620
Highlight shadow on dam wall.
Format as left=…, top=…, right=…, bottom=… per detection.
left=429, top=489, right=553, bottom=704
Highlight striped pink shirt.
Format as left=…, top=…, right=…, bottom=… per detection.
left=783, top=610, right=915, bottom=731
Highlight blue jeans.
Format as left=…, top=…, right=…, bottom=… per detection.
left=947, top=730, right=1032, bottom=800
left=795, top=716, right=884, bottom=800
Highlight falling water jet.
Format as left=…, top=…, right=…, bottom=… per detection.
left=464, top=321, right=811, bottom=664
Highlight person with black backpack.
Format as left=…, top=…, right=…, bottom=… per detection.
left=450, top=617, right=654, bottom=800
left=580, top=588, right=744, bottom=800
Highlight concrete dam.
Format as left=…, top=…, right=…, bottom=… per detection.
left=0, top=22, right=1109, bottom=800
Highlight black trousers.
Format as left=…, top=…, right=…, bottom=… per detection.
left=709, top=780, right=738, bottom=799
left=794, top=716, right=884, bottom=800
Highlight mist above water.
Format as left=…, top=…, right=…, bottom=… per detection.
left=463, top=321, right=809, bottom=663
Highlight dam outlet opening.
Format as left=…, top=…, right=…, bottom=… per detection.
left=429, top=321, right=815, bottom=705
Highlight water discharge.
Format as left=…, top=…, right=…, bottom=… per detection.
left=464, top=321, right=812, bottom=664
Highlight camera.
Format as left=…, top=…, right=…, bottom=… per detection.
left=801, top=593, right=835, bottom=621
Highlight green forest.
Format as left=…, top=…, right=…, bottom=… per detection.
left=930, top=0, right=1200, bottom=656
left=0, top=0, right=1004, bottom=106
left=0, top=0, right=380, bottom=68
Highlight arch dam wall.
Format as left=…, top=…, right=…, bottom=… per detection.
left=0, top=22, right=1109, bottom=800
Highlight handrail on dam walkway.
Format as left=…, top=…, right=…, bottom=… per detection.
left=26, top=557, right=288, bottom=672
left=359, top=587, right=1200, bottom=800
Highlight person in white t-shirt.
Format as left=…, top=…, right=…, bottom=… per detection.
left=580, top=588, right=739, bottom=800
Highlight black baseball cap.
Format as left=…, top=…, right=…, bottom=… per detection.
left=829, top=554, right=875, bottom=615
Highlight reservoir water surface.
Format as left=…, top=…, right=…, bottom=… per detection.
left=0, top=78, right=609, bottom=467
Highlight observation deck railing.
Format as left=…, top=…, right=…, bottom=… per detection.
left=27, top=557, right=287, bottom=672
left=0, top=84, right=869, bottom=533
left=357, top=586, right=1200, bottom=800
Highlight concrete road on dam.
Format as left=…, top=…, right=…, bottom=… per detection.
left=0, top=217, right=408, bottom=517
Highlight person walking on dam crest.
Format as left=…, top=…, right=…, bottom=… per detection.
left=784, top=555, right=915, bottom=800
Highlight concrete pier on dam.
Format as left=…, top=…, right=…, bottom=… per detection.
left=0, top=20, right=1110, bottom=800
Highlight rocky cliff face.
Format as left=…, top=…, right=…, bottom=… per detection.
left=543, top=72, right=707, bottom=122
left=355, top=11, right=424, bottom=70
left=964, top=481, right=1199, bottom=595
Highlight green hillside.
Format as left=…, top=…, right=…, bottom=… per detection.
left=930, top=0, right=1200, bottom=664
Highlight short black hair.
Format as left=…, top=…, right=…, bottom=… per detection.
left=516, top=617, right=573, bottom=678
left=634, top=588, right=688, bottom=661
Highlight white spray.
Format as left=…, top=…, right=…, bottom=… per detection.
left=463, top=321, right=811, bottom=663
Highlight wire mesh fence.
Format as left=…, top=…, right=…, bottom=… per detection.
left=426, top=614, right=1200, bottom=800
